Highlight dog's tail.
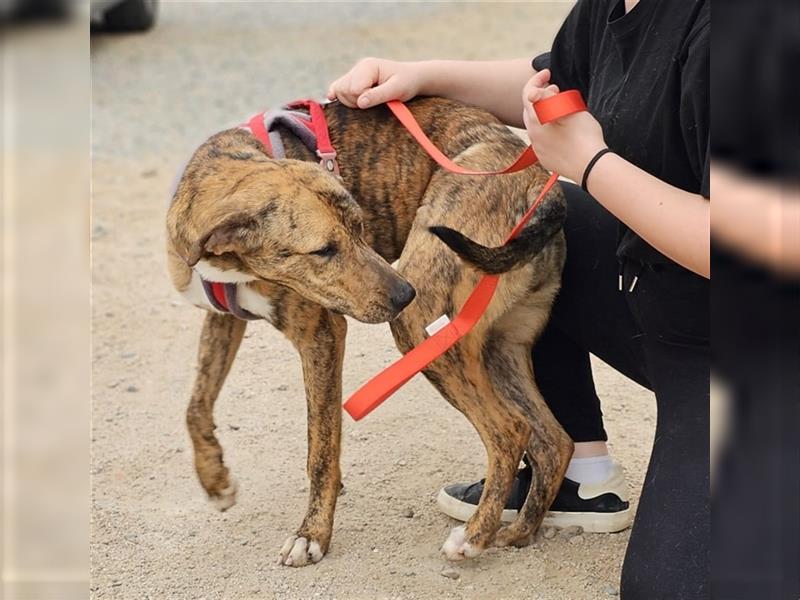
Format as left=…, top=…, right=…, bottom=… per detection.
left=429, top=195, right=565, bottom=275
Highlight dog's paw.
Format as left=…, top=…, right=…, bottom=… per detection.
left=208, top=479, right=238, bottom=512
left=278, top=534, right=324, bottom=567
left=441, top=525, right=483, bottom=561
left=493, top=524, right=533, bottom=548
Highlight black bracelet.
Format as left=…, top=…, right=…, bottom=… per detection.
left=581, top=148, right=614, bottom=193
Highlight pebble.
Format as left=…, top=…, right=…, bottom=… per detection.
left=559, top=525, right=584, bottom=540
left=543, top=527, right=557, bottom=539
left=401, top=507, right=414, bottom=518
left=92, top=224, right=109, bottom=240
left=605, top=585, right=620, bottom=596
left=440, top=567, right=460, bottom=580
left=125, top=384, right=139, bottom=393
left=141, top=168, right=158, bottom=178
left=228, top=424, right=240, bottom=431
left=276, top=384, right=289, bottom=391
left=568, top=534, right=585, bottom=544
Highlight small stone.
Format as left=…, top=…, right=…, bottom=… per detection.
left=440, top=567, right=460, bottom=580
left=107, top=381, right=121, bottom=389
left=141, top=168, right=158, bottom=178
left=543, top=527, right=557, bottom=539
left=228, top=424, right=240, bottom=431
left=559, top=525, right=584, bottom=539
left=401, top=507, right=414, bottom=518
left=125, top=384, right=139, bottom=393
left=111, top=580, right=122, bottom=587
left=276, top=384, right=289, bottom=391
left=396, top=459, right=407, bottom=466
left=568, top=534, right=585, bottom=544
left=605, top=585, right=620, bottom=596
left=241, top=539, right=249, bottom=546
left=92, top=224, right=109, bottom=240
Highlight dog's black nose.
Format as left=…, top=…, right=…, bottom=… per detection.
left=390, top=281, right=416, bottom=312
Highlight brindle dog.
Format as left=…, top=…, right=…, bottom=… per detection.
left=166, top=97, right=573, bottom=567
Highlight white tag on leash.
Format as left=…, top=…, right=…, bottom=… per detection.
left=425, top=314, right=451, bottom=336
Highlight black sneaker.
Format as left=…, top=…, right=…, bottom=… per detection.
left=436, top=460, right=632, bottom=533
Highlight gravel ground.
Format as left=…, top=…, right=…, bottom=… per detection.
left=91, top=3, right=655, bottom=599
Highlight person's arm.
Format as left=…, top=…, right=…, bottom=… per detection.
left=587, top=154, right=710, bottom=278
left=712, top=163, right=800, bottom=276
left=522, top=70, right=710, bottom=278
left=327, top=58, right=533, bottom=127
left=418, top=59, right=534, bottom=127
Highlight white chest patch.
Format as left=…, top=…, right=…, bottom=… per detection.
left=178, top=271, right=274, bottom=322
left=193, top=260, right=257, bottom=284
left=237, top=284, right=275, bottom=321
left=179, top=271, right=225, bottom=313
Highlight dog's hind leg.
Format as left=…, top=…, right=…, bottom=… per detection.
left=186, top=311, right=247, bottom=511
left=486, top=339, right=573, bottom=548
left=392, top=317, right=531, bottom=560
left=277, top=307, right=346, bottom=567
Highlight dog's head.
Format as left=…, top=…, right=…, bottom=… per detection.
left=170, top=146, right=415, bottom=324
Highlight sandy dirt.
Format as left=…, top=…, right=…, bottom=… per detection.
left=90, top=3, right=655, bottom=599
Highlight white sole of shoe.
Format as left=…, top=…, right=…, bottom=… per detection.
left=436, top=488, right=633, bottom=534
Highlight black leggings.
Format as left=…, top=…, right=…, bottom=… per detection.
left=533, top=182, right=710, bottom=599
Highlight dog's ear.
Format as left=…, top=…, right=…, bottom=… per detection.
left=186, top=214, right=262, bottom=267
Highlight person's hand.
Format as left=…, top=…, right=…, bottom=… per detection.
left=327, top=58, right=424, bottom=109
left=522, top=69, right=608, bottom=182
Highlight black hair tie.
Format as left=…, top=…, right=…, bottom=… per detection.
left=581, top=148, right=614, bottom=193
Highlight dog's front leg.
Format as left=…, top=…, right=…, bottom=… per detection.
left=278, top=310, right=346, bottom=567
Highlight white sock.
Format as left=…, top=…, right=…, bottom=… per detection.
left=565, top=455, right=614, bottom=485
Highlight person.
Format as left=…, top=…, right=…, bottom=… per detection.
left=328, top=0, right=709, bottom=597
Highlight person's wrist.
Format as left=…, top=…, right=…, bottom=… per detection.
left=568, top=140, right=605, bottom=180
left=580, top=147, right=614, bottom=193
left=415, top=60, right=442, bottom=96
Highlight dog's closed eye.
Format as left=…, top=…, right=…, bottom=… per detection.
left=309, top=243, right=338, bottom=258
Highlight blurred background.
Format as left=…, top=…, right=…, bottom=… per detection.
left=1, top=0, right=798, bottom=599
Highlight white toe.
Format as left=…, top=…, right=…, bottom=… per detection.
left=288, top=536, right=309, bottom=567
left=308, top=541, right=324, bottom=563
left=441, top=525, right=482, bottom=561
left=279, top=534, right=297, bottom=563
left=279, top=534, right=326, bottom=567
left=209, top=479, right=238, bottom=512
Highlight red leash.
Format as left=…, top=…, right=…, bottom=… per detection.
left=343, top=90, right=587, bottom=421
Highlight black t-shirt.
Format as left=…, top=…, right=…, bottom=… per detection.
left=534, top=0, right=710, bottom=265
